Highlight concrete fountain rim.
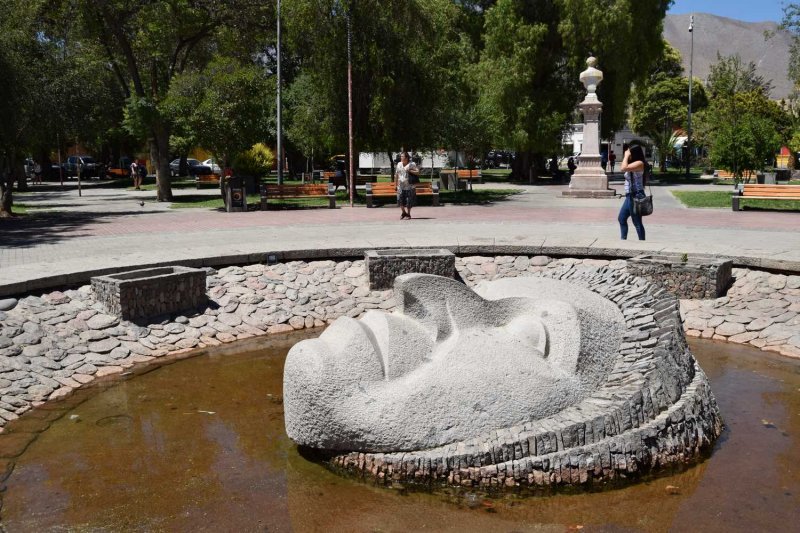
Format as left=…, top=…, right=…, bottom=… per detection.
left=2, top=243, right=798, bottom=299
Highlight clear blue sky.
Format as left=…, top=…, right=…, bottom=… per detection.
left=668, top=0, right=786, bottom=23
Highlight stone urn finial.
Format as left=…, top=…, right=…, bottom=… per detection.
left=580, top=55, right=603, bottom=95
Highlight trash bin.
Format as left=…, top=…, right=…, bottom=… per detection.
left=764, top=172, right=776, bottom=185
left=756, top=173, right=765, bottom=184
left=224, top=176, right=247, bottom=212
left=242, top=175, right=258, bottom=195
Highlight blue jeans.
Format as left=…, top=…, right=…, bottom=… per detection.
left=618, top=194, right=645, bottom=240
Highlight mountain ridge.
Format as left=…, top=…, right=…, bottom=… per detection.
left=663, top=12, right=794, bottom=99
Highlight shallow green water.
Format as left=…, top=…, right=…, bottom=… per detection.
left=0, top=334, right=798, bottom=532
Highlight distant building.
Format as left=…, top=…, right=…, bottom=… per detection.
left=564, top=124, right=652, bottom=160
left=359, top=150, right=466, bottom=172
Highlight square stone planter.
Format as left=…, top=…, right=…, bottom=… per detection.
left=365, top=249, right=455, bottom=290
left=91, top=266, right=207, bottom=321
left=627, top=254, right=732, bottom=299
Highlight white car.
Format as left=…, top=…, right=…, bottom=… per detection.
left=202, top=158, right=221, bottom=174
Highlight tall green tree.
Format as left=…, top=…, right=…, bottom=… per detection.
left=696, top=55, right=789, bottom=178
left=282, top=0, right=469, bottom=166
left=58, top=0, right=276, bottom=201
left=474, top=0, right=670, bottom=179
left=0, top=0, right=123, bottom=216
left=629, top=42, right=708, bottom=171
left=164, top=56, right=275, bottom=170
left=780, top=3, right=800, bottom=86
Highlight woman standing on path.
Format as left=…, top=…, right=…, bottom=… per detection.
left=618, top=145, right=647, bottom=240
left=395, top=151, right=419, bottom=219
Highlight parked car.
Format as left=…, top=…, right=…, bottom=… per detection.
left=484, top=150, right=514, bottom=169
left=64, top=155, right=100, bottom=178
left=169, top=158, right=213, bottom=177
left=202, top=158, right=221, bottom=174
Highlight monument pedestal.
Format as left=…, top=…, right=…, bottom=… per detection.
left=562, top=56, right=615, bottom=198
left=562, top=155, right=615, bottom=197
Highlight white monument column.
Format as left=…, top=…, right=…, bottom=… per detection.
left=563, top=56, right=615, bottom=198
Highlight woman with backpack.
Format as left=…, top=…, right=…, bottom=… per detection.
left=618, top=145, right=648, bottom=240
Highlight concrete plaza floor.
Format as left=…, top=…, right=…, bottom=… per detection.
left=2, top=179, right=799, bottom=296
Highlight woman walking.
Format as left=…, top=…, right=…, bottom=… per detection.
left=618, top=145, right=647, bottom=240
left=394, top=151, right=418, bottom=219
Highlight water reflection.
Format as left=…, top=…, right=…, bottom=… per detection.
left=0, top=335, right=798, bottom=532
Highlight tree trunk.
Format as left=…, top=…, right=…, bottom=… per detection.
left=1, top=156, right=16, bottom=217
left=150, top=125, right=173, bottom=202
left=511, top=150, right=531, bottom=181
left=387, top=150, right=395, bottom=180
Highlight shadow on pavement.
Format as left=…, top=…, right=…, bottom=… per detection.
left=0, top=210, right=158, bottom=247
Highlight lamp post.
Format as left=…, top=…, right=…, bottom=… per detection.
left=686, top=15, right=694, bottom=177
left=276, top=0, right=283, bottom=185
left=346, top=2, right=354, bottom=207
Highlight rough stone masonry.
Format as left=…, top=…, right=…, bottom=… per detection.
left=1, top=254, right=798, bottom=476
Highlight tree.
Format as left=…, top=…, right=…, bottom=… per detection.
left=0, top=0, right=124, bottom=216
left=164, top=57, right=274, bottom=171
left=282, top=0, right=469, bottom=167
left=56, top=0, right=277, bottom=201
left=697, top=55, right=788, bottom=178
left=706, top=102, right=781, bottom=179
left=648, top=130, right=681, bottom=173
left=0, top=44, right=25, bottom=217
left=473, top=0, right=670, bottom=179
left=629, top=43, right=708, bottom=171
left=780, top=3, right=800, bottom=86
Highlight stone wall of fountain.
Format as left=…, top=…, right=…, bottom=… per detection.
left=284, top=266, right=723, bottom=488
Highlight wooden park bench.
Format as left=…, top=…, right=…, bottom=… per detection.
left=322, top=171, right=349, bottom=191
left=353, top=174, right=378, bottom=186
left=260, top=183, right=336, bottom=210
left=323, top=171, right=377, bottom=190
left=365, top=181, right=440, bottom=208
left=106, top=167, right=129, bottom=179
left=456, top=169, right=482, bottom=190
left=715, top=169, right=755, bottom=181
left=731, top=184, right=800, bottom=211
left=195, top=174, right=220, bottom=188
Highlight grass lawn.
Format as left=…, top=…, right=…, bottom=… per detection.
left=169, top=188, right=521, bottom=209
left=8, top=203, right=31, bottom=215
left=650, top=168, right=706, bottom=184
left=481, top=169, right=513, bottom=182
left=672, top=190, right=800, bottom=211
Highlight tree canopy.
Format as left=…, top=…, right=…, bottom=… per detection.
left=473, top=0, right=670, bottom=177
left=628, top=42, right=708, bottom=171
left=696, top=55, right=789, bottom=177
left=1, top=0, right=686, bottom=213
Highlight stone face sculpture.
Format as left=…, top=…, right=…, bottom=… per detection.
left=284, top=267, right=722, bottom=489
left=284, top=273, right=624, bottom=452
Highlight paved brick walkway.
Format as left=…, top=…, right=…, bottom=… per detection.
left=2, top=181, right=799, bottom=296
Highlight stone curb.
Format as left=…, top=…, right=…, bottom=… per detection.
left=3, top=244, right=800, bottom=299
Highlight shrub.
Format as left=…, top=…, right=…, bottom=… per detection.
left=233, top=143, right=275, bottom=178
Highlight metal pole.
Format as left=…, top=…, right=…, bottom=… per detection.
left=57, top=134, right=63, bottom=189
left=347, top=2, right=354, bottom=207
left=76, top=138, right=82, bottom=197
left=686, top=15, right=694, bottom=177
left=276, top=0, right=283, bottom=185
